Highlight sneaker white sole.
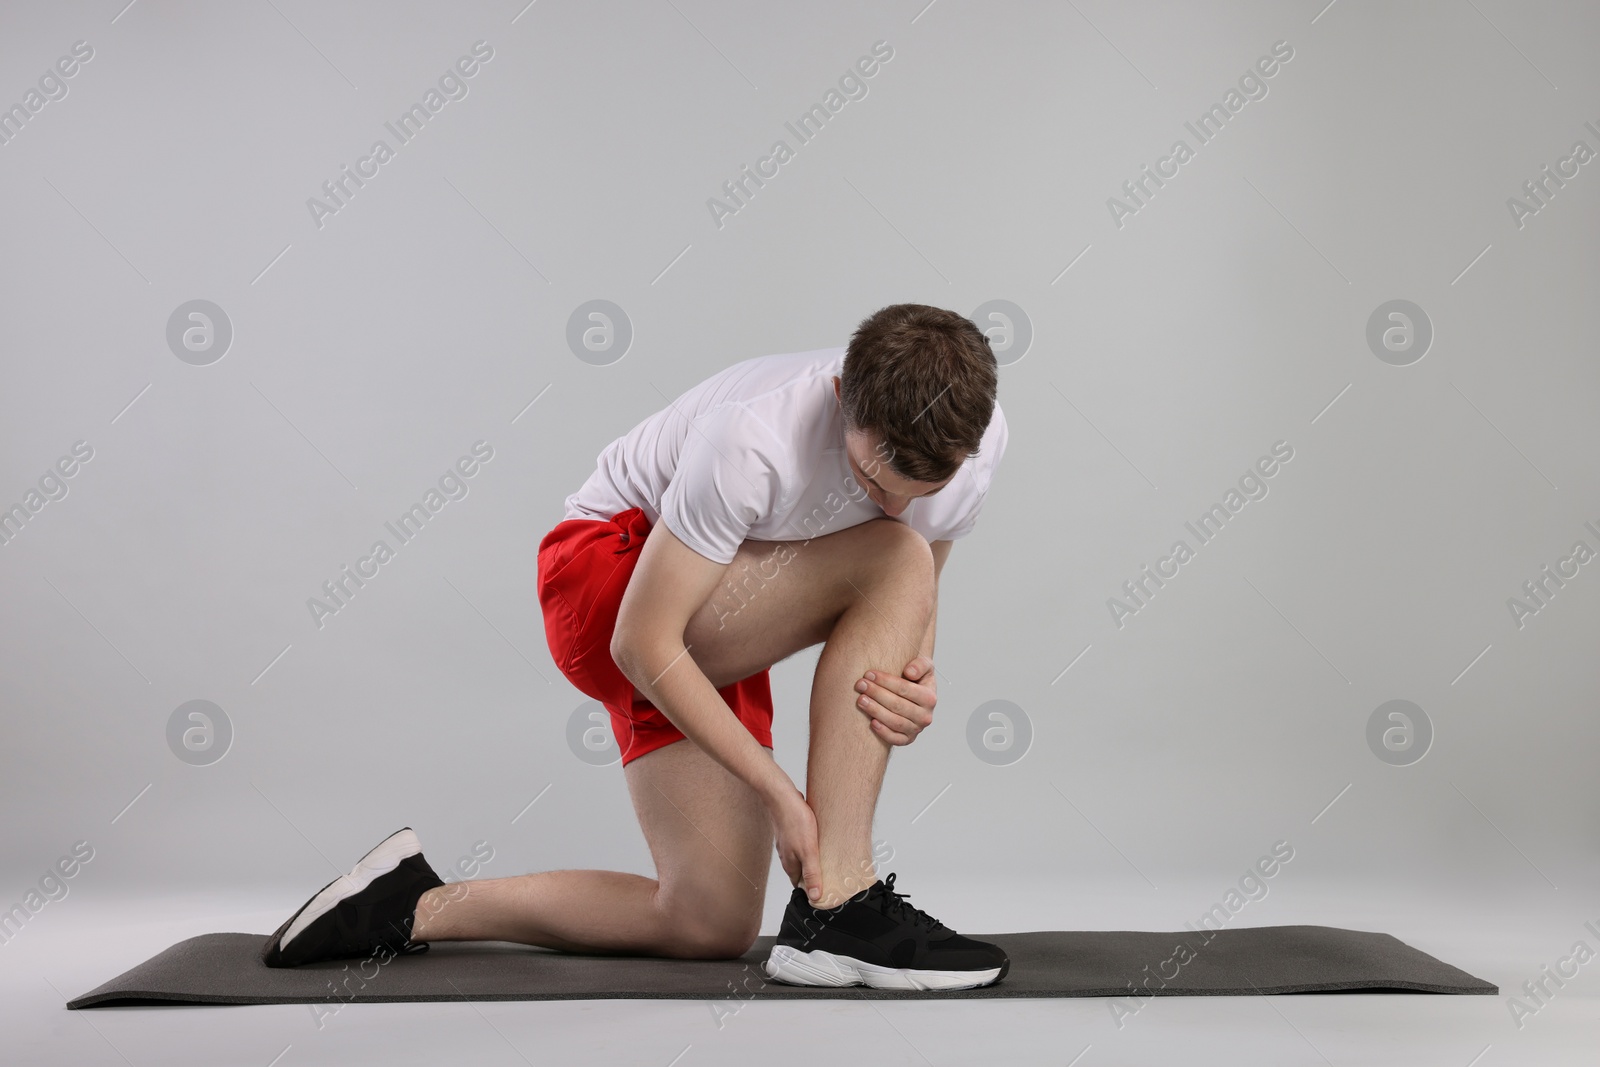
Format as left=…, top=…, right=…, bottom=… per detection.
left=762, top=944, right=1002, bottom=991
left=279, top=828, right=423, bottom=950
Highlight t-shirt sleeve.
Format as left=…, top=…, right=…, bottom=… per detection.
left=942, top=404, right=1008, bottom=541
left=658, top=405, right=786, bottom=565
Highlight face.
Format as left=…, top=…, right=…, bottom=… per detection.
left=834, top=376, right=953, bottom=518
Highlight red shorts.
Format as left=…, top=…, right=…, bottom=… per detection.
left=536, top=506, right=774, bottom=766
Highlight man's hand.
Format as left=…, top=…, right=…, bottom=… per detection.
left=854, top=656, right=936, bottom=745
left=766, top=780, right=822, bottom=902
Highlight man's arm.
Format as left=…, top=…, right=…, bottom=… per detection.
left=609, top=523, right=789, bottom=801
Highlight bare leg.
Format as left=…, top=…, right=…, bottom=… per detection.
left=805, top=528, right=934, bottom=906
left=412, top=739, right=772, bottom=958
left=412, top=518, right=931, bottom=952
left=411, top=870, right=658, bottom=954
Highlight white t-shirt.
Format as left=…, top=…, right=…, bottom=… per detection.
left=563, top=346, right=1008, bottom=565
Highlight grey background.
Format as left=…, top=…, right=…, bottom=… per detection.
left=2, top=0, right=1596, bottom=968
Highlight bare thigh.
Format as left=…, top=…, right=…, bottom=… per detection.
left=623, top=731, right=774, bottom=955
left=626, top=517, right=930, bottom=701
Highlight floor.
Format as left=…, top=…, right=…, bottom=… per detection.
left=9, top=879, right=1597, bottom=1066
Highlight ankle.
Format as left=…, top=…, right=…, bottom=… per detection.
left=812, top=867, right=881, bottom=910
left=409, top=885, right=453, bottom=939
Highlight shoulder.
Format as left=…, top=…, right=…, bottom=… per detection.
left=698, top=346, right=843, bottom=450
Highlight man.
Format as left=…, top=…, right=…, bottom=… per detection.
left=262, top=303, right=1011, bottom=990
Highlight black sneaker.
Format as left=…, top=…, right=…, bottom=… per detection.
left=763, top=872, right=1009, bottom=990
left=261, top=827, right=445, bottom=968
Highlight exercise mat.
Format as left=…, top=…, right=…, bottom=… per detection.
left=68, top=925, right=1495, bottom=1007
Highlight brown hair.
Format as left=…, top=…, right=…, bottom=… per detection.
left=840, top=304, right=998, bottom=484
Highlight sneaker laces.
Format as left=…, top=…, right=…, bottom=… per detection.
left=877, top=872, right=948, bottom=934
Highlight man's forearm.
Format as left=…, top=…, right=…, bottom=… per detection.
left=614, top=641, right=788, bottom=800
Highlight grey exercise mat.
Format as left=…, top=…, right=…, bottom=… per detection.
left=68, top=925, right=1495, bottom=1006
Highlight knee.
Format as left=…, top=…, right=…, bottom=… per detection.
left=700, top=926, right=761, bottom=960
left=670, top=913, right=761, bottom=960
left=652, top=883, right=762, bottom=959
left=860, top=519, right=935, bottom=586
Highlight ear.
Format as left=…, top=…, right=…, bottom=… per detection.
left=831, top=375, right=842, bottom=404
